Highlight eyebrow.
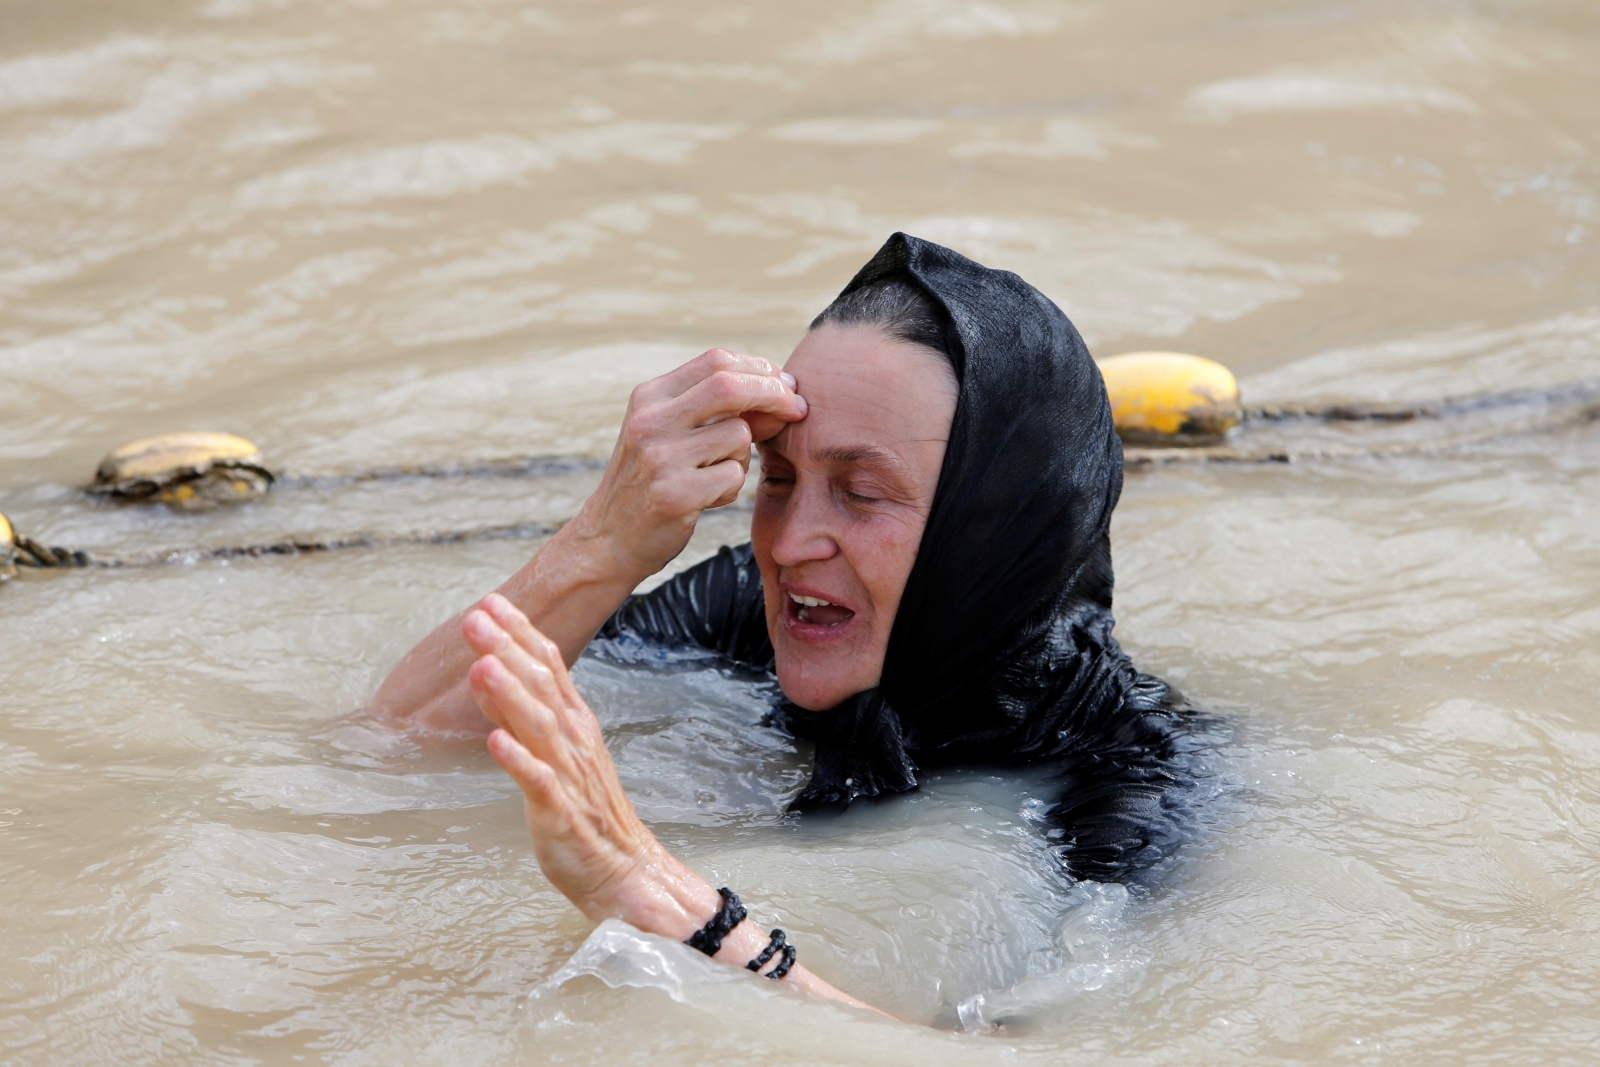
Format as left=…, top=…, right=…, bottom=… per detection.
left=816, top=444, right=911, bottom=476
left=757, top=440, right=912, bottom=479
left=825, top=447, right=902, bottom=467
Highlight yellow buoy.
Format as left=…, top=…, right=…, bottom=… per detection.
left=0, top=511, right=16, bottom=581
left=1097, top=351, right=1241, bottom=444
left=89, top=432, right=276, bottom=510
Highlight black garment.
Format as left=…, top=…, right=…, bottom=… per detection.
left=595, top=234, right=1209, bottom=882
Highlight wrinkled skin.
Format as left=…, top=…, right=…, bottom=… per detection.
left=752, top=326, right=958, bottom=710
left=376, top=327, right=955, bottom=1014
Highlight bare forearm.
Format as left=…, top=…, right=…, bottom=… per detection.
left=371, top=527, right=640, bottom=734
left=373, top=349, right=800, bottom=736
left=603, top=845, right=884, bottom=1014
left=468, top=597, right=885, bottom=1017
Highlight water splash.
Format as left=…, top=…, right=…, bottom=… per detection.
left=955, top=881, right=1139, bottom=1032
left=533, top=919, right=758, bottom=1004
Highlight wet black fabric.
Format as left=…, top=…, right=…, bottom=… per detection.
left=595, top=233, right=1208, bottom=882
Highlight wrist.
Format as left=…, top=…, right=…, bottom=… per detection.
left=549, top=510, right=657, bottom=591
left=508, top=521, right=642, bottom=608
left=613, top=864, right=772, bottom=969
left=594, top=844, right=722, bottom=942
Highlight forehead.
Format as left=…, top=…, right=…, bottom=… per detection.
left=771, top=325, right=957, bottom=461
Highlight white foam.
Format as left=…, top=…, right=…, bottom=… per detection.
left=950, top=117, right=1154, bottom=160
left=1188, top=72, right=1477, bottom=120
left=0, top=35, right=163, bottom=113
left=770, top=118, right=941, bottom=145
left=236, top=123, right=736, bottom=209
left=800, top=0, right=1075, bottom=62
left=1241, top=311, right=1600, bottom=402
left=737, top=195, right=1339, bottom=344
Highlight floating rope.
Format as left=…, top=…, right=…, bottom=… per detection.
left=1126, top=391, right=1600, bottom=466
left=2, top=520, right=561, bottom=575
left=1242, top=377, right=1600, bottom=424
left=4, top=377, right=1598, bottom=585
left=273, top=454, right=606, bottom=490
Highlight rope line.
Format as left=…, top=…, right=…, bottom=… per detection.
left=5, top=379, right=1599, bottom=581
left=1126, top=396, right=1600, bottom=466
left=263, top=381, right=1597, bottom=483
left=1242, top=378, right=1600, bottom=423
left=272, top=454, right=606, bottom=490
left=9, top=520, right=562, bottom=572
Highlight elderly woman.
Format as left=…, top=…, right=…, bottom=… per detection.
left=374, top=234, right=1202, bottom=1011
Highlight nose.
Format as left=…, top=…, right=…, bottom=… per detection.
left=768, top=480, right=839, bottom=568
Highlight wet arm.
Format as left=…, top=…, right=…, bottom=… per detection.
left=369, top=527, right=644, bottom=735
left=467, top=591, right=886, bottom=1017
left=370, top=349, right=804, bottom=735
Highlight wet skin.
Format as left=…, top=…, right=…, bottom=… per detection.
left=374, top=327, right=957, bottom=1012
left=752, top=326, right=958, bottom=710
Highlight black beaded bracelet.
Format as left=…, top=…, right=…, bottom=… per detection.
left=685, top=887, right=746, bottom=957
left=747, top=928, right=796, bottom=980
left=767, top=940, right=797, bottom=980
left=745, top=928, right=787, bottom=974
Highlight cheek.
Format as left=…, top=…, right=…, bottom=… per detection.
left=750, top=498, right=781, bottom=618
left=750, top=496, right=776, bottom=558
left=750, top=490, right=784, bottom=537
left=840, top=512, right=926, bottom=622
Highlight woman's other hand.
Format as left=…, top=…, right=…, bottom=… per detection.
left=568, top=349, right=806, bottom=584
left=463, top=593, right=710, bottom=926
left=462, top=592, right=886, bottom=1015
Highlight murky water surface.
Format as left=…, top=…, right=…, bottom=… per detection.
left=3, top=1, right=1599, bottom=1063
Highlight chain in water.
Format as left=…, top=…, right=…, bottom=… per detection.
left=271, top=453, right=607, bottom=490
left=5, top=381, right=1598, bottom=579
left=1242, top=377, right=1600, bottom=423
left=5, top=521, right=563, bottom=574
left=1127, top=388, right=1600, bottom=466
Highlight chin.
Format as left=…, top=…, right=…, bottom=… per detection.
left=774, top=656, right=870, bottom=711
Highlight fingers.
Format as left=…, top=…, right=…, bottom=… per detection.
left=479, top=594, right=595, bottom=726
left=687, top=459, right=750, bottom=510
left=487, top=728, right=575, bottom=841
left=487, top=728, right=556, bottom=804
left=471, top=653, right=607, bottom=807
left=658, top=367, right=806, bottom=433
left=681, top=417, right=754, bottom=471
left=741, top=410, right=789, bottom=443
left=643, top=348, right=794, bottom=403
left=464, top=595, right=604, bottom=748
left=462, top=613, right=558, bottom=731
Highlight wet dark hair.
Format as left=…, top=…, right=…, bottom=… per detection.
left=808, top=275, right=957, bottom=365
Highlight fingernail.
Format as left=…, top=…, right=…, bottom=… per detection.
left=780, top=371, right=796, bottom=389
left=794, top=393, right=808, bottom=415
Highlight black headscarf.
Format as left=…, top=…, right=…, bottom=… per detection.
left=600, top=233, right=1205, bottom=880
left=783, top=234, right=1201, bottom=879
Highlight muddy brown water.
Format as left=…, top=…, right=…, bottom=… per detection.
left=3, top=1, right=1599, bottom=1063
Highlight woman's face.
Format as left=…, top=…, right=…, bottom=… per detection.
left=751, top=323, right=959, bottom=711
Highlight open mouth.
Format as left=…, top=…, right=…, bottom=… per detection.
left=786, top=591, right=856, bottom=629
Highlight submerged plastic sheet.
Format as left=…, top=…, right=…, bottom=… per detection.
left=598, top=233, right=1209, bottom=882
left=533, top=919, right=757, bottom=1005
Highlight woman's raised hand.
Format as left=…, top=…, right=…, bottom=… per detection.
left=569, top=349, right=806, bottom=584
left=369, top=348, right=804, bottom=733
